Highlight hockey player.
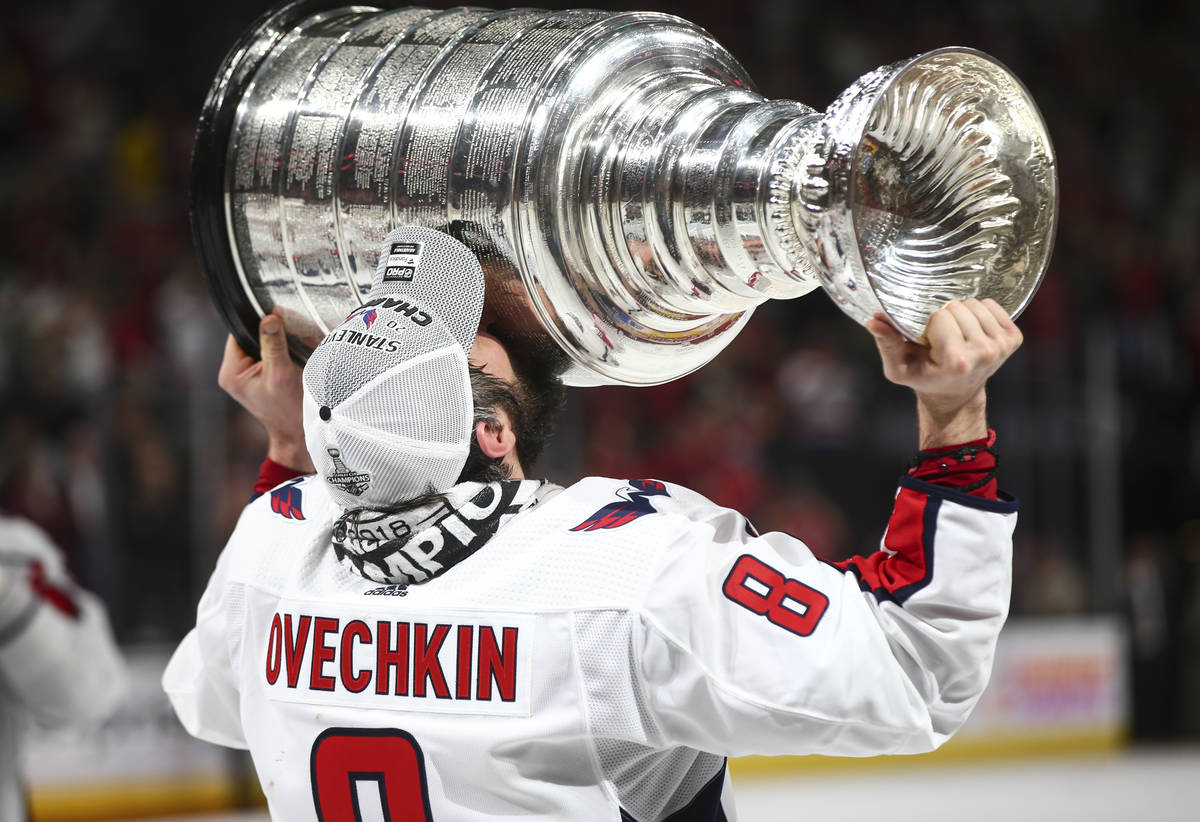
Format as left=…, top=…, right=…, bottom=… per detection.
left=166, top=227, right=1023, bottom=821
left=0, top=517, right=126, bottom=821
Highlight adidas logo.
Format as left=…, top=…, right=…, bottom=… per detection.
left=364, top=585, right=408, bottom=597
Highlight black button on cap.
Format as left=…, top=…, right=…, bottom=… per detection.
left=319, top=406, right=332, bottom=421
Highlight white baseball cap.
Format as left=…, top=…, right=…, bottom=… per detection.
left=302, top=226, right=485, bottom=509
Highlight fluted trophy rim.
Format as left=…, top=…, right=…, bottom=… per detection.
left=801, top=45, right=1059, bottom=343
left=919, top=46, right=1060, bottom=327
left=879, top=46, right=1058, bottom=332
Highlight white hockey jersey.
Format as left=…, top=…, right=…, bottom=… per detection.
left=0, top=517, right=126, bottom=822
left=164, top=473, right=1016, bottom=821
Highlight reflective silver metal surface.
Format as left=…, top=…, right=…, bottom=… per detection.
left=194, top=3, right=1057, bottom=386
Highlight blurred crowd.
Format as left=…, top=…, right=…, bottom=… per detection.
left=1, top=0, right=1197, bottom=738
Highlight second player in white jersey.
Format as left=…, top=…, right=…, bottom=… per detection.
left=0, top=517, right=126, bottom=822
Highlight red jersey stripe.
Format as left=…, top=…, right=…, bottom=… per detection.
left=833, top=487, right=939, bottom=605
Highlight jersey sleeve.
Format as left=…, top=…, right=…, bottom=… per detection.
left=162, top=532, right=250, bottom=750
left=633, top=477, right=1016, bottom=758
left=0, top=518, right=126, bottom=728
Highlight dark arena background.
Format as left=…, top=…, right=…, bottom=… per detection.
left=1, top=1, right=1198, bottom=820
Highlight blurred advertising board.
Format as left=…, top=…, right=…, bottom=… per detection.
left=955, top=616, right=1128, bottom=749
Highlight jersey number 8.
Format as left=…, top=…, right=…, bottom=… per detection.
left=722, top=554, right=829, bottom=637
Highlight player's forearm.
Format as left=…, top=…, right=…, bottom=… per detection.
left=914, top=387, right=988, bottom=450
left=871, top=487, right=1015, bottom=745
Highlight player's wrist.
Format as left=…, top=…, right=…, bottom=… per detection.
left=267, top=436, right=316, bottom=474
left=915, top=389, right=987, bottom=449
left=908, top=428, right=999, bottom=498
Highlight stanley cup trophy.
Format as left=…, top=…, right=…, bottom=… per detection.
left=192, top=1, right=1057, bottom=386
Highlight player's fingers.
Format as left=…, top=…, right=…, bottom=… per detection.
left=866, top=313, right=907, bottom=354
left=964, top=297, right=1005, bottom=340
left=217, top=334, right=252, bottom=391
left=258, top=313, right=288, bottom=371
left=980, top=298, right=1016, bottom=331
left=867, top=313, right=919, bottom=382
left=866, top=313, right=903, bottom=344
left=944, top=300, right=986, bottom=342
left=924, top=304, right=963, bottom=348
left=222, top=333, right=244, bottom=363
left=947, top=299, right=1004, bottom=368
left=981, top=298, right=1024, bottom=351
left=923, top=304, right=975, bottom=373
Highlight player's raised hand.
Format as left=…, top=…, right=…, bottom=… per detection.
left=217, top=313, right=315, bottom=473
left=865, top=298, right=1023, bottom=447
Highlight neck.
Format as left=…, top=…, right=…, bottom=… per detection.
left=504, top=451, right=524, bottom=480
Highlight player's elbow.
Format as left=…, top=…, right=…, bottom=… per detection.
left=891, top=660, right=997, bottom=755
left=868, top=630, right=1003, bottom=754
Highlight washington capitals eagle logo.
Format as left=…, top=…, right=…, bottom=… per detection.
left=269, top=477, right=305, bottom=520
left=571, top=479, right=669, bottom=532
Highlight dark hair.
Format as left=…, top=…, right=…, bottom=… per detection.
left=456, top=366, right=520, bottom=485
left=457, top=327, right=567, bottom=482
left=484, top=325, right=567, bottom=470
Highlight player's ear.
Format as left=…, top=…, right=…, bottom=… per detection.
left=475, top=418, right=516, bottom=460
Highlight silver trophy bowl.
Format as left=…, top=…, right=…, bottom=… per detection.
left=192, top=1, right=1057, bottom=386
